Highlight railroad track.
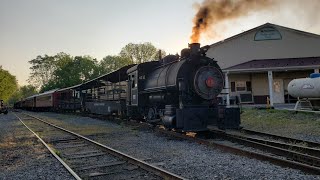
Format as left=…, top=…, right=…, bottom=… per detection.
left=155, top=128, right=320, bottom=175
left=208, top=129, right=320, bottom=166
left=240, top=128, right=320, bottom=148
left=64, top=111, right=320, bottom=175
left=13, top=112, right=184, bottom=180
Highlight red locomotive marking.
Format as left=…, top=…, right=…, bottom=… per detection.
left=205, top=76, right=214, bottom=88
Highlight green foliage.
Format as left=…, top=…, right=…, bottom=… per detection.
left=100, top=55, right=131, bottom=74
left=41, top=54, right=101, bottom=92
left=20, top=85, right=38, bottom=98
left=120, top=42, right=166, bottom=64
left=28, top=53, right=101, bottom=92
left=0, top=67, right=18, bottom=102
left=28, top=42, right=164, bottom=92
left=28, top=55, right=56, bottom=89
left=7, top=85, right=37, bottom=105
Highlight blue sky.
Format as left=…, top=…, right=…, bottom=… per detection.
left=1, top=0, right=320, bottom=85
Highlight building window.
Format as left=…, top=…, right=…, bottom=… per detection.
left=236, top=81, right=246, bottom=91
left=231, top=81, right=252, bottom=92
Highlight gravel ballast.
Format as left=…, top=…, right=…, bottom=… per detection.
left=0, top=112, right=73, bottom=179
left=29, top=111, right=320, bottom=180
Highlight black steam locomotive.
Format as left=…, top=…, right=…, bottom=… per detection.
left=15, top=43, right=240, bottom=131
left=126, top=43, right=240, bottom=131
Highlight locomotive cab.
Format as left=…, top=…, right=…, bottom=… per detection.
left=126, top=61, right=160, bottom=119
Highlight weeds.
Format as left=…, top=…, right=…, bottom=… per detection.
left=48, top=144, right=62, bottom=157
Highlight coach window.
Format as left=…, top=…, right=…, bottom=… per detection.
left=139, top=75, right=145, bottom=80
left=132, top=75, right=135, bottom=88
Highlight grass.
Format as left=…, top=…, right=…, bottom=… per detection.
left=48, top=144, right=62, bottom=157
left=241, top=108, right=320, bottom=137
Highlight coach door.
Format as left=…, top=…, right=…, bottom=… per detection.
left=273, top=79, right=284, bottom=104
left=130, top=71, right=138, bottom=106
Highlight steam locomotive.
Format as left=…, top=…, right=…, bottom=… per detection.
left=127, top=43, right=239, bottom=131
left=15, top=43, right=240, bottom=131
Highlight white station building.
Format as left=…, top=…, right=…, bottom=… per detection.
left=206, top=23, right=320, bottom=106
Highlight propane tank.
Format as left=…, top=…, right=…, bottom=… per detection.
left=288, top=74, right=320, bottom=98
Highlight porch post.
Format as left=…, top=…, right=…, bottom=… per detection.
left=267, top=71, right=274, bottom=107
left=224, top=71, right=230, bottom=106
left=315, top=69, right=319, bottom=73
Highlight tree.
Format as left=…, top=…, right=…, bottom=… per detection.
left=28, top=52, right=101, bottom=92
left=7, top=85, right=37, bottom=105
left=40, top=54, right=101, bottom=92
left=19, top=85, right=38, bottom=98
left=28, top=55, right=56, bottom=89
left=99, top=55, right=131, bottom=74
left=119, top=42, right=166, bottom=64
left=0, top=66, right=18, bottom=102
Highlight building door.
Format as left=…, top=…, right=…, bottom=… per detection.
left=273, top=79, right=284, bottom=103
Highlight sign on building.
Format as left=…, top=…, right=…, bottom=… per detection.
left=254, top=26, right=282, bottom=41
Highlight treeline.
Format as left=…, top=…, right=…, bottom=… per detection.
left=0, top=66, right=18, bottom=102
left=28, top=42, right=165, bottom=92
left=0, top=42, right=165, bottom=105
left=0, top=66, right=37, bottom=105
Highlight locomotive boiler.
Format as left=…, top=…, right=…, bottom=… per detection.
left=127, top=43, right=240, bottom=131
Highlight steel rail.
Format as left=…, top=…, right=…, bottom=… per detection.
left=210, top=128, right=320, bottom=156
left=13, top=113, right=82, bottom=180
left=210, top=130, right=320, bottom=168
left=240, top=135, right=320, bottom=157
left=241, top=128, right=320, bottom=148
left=22, top=112, right=185, bottom=180
left=74, top=112, right=320, bottom=174
left=155, top=128, right=320, bottom=175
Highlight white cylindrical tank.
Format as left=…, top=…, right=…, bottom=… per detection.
left=288, top=77, right=320, bottom=98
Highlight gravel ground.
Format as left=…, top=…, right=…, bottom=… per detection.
left=28, top=111, right=320, bottom=180
left=0, top=112, right=73, bottom=180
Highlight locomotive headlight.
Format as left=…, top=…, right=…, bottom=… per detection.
left=193, top=66, right=224, bottom=100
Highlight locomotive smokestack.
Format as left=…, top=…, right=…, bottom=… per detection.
left=189, top=43, right=200, bottom=55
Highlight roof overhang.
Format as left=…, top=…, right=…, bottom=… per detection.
left=79, top=64, right=136, bottom=90
left=223, top=65, right=319, bottom=74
